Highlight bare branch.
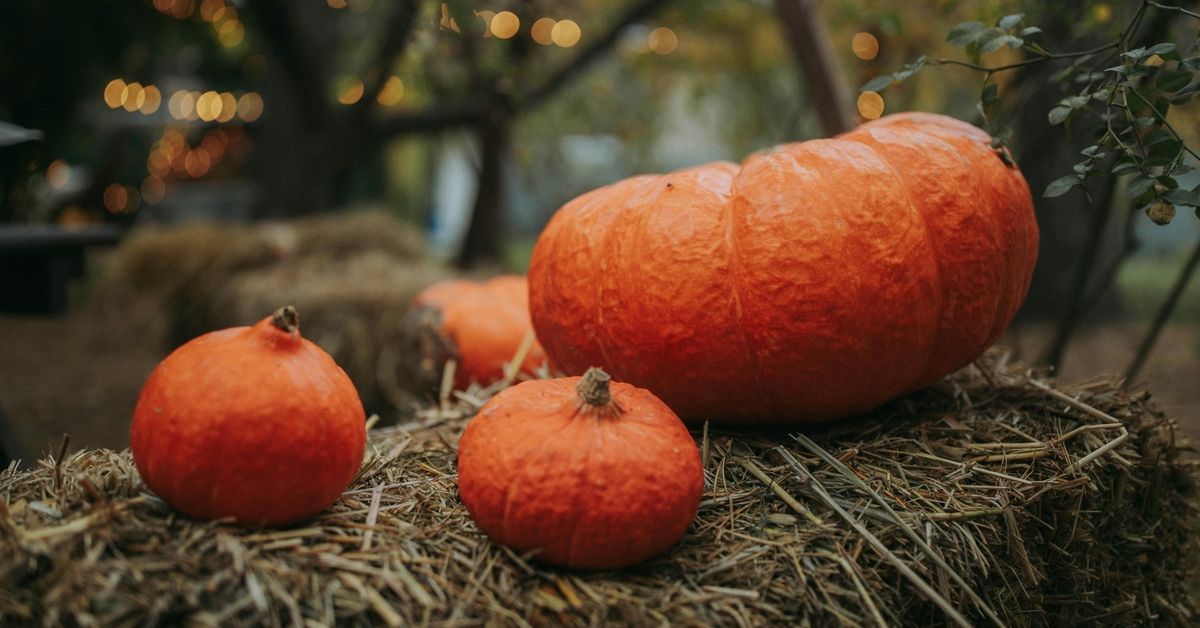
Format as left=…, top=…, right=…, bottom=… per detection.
left=519, top=0, right=670, bottom=110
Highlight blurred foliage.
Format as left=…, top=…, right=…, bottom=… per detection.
left=864, top=0, right=1200, bottom=226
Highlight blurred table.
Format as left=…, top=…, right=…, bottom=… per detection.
left=0, top=224, right=121, bottom=315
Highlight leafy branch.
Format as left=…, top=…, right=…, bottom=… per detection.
left=863, top=2, right=1200, bottom=225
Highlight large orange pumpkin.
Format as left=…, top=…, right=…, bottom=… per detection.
left=457, top=368, right=703, bottom=569
left=407, top=275, right=547, bottom=390
left=131, top=306, right=366, bottom=526
left=529, top=112, right=1038, bottom=423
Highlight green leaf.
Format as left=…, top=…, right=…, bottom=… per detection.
left=998, top=13, right=1024, bottom=30
left=893, top=55, right=928, bottom=81
left=1044, top=175, right=1083, bottom=198
left=1065, top=95, right=1090, bottom=109
left=1112, top=161, right=1141, bottom=175
left=1123, top=46, right=1148, bottom=61
left=1158, top=68, right=1193, bottom=92
left=981, top=34, right=1023, bottom=54
left=1128, top=176, right=1156, bottom=198
left=1136, top=116, right=1156, bottom=128
left=1148, top=139, right=1183, bottom=164
left=861, top=74, right=894, bottom=92
left=1169, top=82, right=1200, bottom=104
left=1019, top=26, right=1042, bottom=37
left=1146, top=43, right=1177, bottom=57
left=1048, top=106, right=1072, bottom=125
left=946, top=21, right=987, bottom=46
left=1081, top=145, right=1102, bottom=157
left=1145, top=127, right=1175, bottom=146
left=1163, top=188, right=1200, bottom=206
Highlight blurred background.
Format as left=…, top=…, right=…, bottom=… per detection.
left=0, top=0, right=1197, bottom=463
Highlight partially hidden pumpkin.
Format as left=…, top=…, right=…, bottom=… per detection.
left=131, top=306, right=366, bottom=526
left=406, top=275, right=547, bottom=390
left=529, top=112, right=1039, bottom=424
left=457, top=367, right=703, bottom=569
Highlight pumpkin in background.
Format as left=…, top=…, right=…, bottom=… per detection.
left=131, top=306, right=366, bottom=526
left=405, top=275, right=547, bottom=390
left=457, top=367, right=703, bottom=570
left=529, top=112, right=1039, bottom=424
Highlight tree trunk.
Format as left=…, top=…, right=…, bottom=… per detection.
left=456, top=102, right=510, bottom=269
left=773, top=0, right=855, bottom=136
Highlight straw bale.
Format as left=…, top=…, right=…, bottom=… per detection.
left=1, top=353, right=1195, bottom=626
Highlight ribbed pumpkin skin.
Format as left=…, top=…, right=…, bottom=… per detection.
left=413, top=275, right=547, bottom=388
left=457, top=373, right=703, bottom=569
left=131, top=310, right=366, bottom=526
left=529, top=112, right=1039, bottom=423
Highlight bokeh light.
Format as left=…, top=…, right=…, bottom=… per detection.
left=121, top=83, right=146, bottom=113
left=648, top=27, right=678, bottom=55
left=104, top=79, right=125, bottom=109
left=196, top=90, right=222, bottom=122
left=490, top=11, right=520, bottom=39
left=217, top=92, right=238, bottom=122
left=140, top=86, right=162, bottom=114
left=237, top=92, right=264, bottom=122
left=377, top=76, right=405, bottom=107
left=199, top=0, right=225, bottom=21
left=327, top=0, right=348, bottom=8
left=852, top=32, right=879, bottom=60
left=857, top=91, right=885, bottom=120
left=141, top=177, right=166, bottom=204
left=551, top=19, right=581, bottom=48
left=217, top=18, right=245, bottom=48
left=46, top=160, right=69, bottom=189
left=531, top=18, right=556, bottom=45
left=102, top=184, right=128, bottom=213
left=338, top=80, right=365, bottom=105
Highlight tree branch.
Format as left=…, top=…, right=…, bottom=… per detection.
left=519, top=0, right=670, bottom=110
left=351, top=0, right=419, bottom=121
left=368, top=101, right=487, bottom=140
left=243, top=0, right=330, bottom=127
left=1125, top=237, right=1200, bottom=382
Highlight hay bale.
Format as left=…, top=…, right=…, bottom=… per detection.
left=1, top=355, right=1196, bottom=626
left=95, top=211, right=451, bottom=416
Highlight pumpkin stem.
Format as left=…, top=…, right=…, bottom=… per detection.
left=270, top=305, right=300, bottom=336
left=577, top=367, right=613, bottom=407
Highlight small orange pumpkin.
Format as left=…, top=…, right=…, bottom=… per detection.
left=457, top=368, right=703, bottom=569
left=529, top=112, right=1039, bottom=423
left=407, top=275, right=547, bottom=390
left=130, top=306, right=366, bottom=526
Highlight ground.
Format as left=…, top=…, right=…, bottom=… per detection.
left=1, top=312, right=1196, bottom=464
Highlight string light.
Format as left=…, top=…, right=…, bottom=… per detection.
left=551, top=19, right=581, bottom=47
